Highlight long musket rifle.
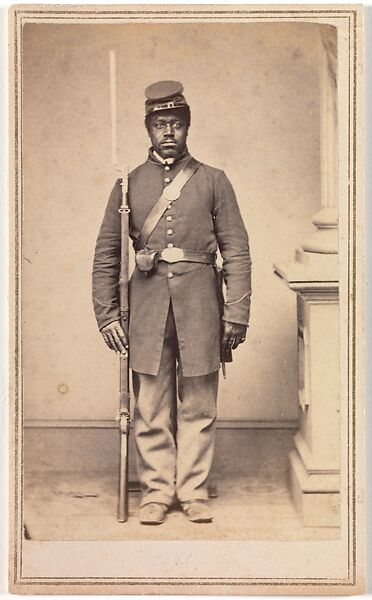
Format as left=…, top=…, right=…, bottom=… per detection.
left=109, top=50, right=131, bottom=523
left=117, top=168, right=130, bottom=523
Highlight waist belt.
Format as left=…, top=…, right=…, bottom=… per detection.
left=158, top=247, right=216, bottom=265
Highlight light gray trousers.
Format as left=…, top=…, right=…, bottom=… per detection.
left=132, top=305, right=219, bottom=507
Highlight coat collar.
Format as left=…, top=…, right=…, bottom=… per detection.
left=148, top=146, right=190, bottom=167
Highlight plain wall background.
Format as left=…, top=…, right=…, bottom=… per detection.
left=22, top=22, right=322, bottom=423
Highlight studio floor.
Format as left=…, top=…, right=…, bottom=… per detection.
left=24, top=428, right=340, bottom=542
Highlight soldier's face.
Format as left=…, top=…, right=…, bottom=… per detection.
left=147, top=110, right=189, bottom=159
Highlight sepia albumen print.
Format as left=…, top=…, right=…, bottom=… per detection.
left=8, top=4, right=364, bottom=595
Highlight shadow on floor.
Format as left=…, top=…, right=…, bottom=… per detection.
left=24, top=429, right=340, bottom=541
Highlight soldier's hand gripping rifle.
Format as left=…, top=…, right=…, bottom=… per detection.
left=109, top=49, right=131, bottom=522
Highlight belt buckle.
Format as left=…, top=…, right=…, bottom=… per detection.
left=161, top=247, right=184, bottom=263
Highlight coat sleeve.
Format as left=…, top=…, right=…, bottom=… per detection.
left=213, top=170, right=252, bottom=326
left=92, top=179, right=122, bottom=330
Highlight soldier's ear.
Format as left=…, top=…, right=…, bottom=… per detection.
left=145, top=125, right=153, bottom=141
left=145, top=114, right=154, bottom=131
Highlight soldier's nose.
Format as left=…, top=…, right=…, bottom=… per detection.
left=164, top=124, right=174, bottom=136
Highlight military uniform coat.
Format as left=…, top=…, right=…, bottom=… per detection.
left=92, top=150, right=252, bottom=377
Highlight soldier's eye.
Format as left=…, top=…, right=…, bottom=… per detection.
left=153, top=121, right=183, bottom=130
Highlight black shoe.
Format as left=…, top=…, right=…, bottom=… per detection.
left=182, top=500, right=213, bottom=523
left=139, top=502, right=168, bottom=525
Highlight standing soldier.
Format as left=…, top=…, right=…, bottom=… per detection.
left=92, top=81, right=252, bottom=525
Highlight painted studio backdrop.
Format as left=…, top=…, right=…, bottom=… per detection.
left=22, top=22, right=322, bottom=428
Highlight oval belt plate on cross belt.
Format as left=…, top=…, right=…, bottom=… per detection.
left=163, top=187, right=180, bottom=201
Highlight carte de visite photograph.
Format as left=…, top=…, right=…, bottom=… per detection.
left=8, top=4, right=364, bottom=595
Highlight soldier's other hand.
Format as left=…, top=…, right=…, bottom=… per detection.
left=222, top=322, right=247, bottom=351
left=101, top=320, right=129, bottom=356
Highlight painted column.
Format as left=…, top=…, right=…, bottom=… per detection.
left=274, top=25, right=340, bottom=527
left=302, top=25, right=338, bottom=257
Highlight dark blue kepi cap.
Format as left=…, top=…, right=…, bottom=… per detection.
left=145, top=80, right=189, bottom=116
